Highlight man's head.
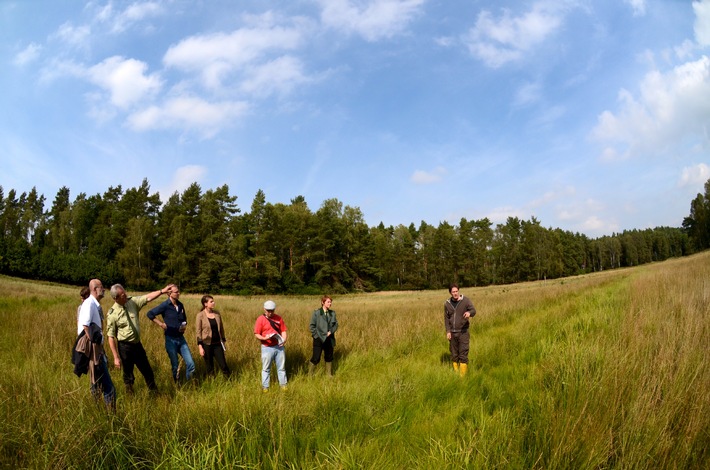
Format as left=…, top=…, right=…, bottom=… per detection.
left=89, top=279, right=104, bottom=300
left=168, top=286, right=181, bottom=303
left=263, top=300, right=276, bottom=317
left=449, top=283, right=461, bottom=301
left=110, top=284, right=128, bottom=306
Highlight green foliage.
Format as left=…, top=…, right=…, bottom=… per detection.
left=0, top=254, right=708, bottom=468
left=0, top=179, right=704, bottom=293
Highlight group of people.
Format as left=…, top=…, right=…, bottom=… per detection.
left=73, top=279, right=340, bottom=408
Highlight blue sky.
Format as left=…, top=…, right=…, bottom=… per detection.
left=1, top=0, right=709, bottom=237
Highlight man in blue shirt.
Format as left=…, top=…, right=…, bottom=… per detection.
left=147, top=286, right=196, bottom=384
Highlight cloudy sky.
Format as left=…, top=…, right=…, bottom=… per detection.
left=1, top=0, right=709, bottom=237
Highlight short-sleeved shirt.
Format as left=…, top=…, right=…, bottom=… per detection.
left=254, top=314, right=287, bottom=347
left=106, top=295, right=149, bottom=343
left=77, top=296, right=103, bottom=336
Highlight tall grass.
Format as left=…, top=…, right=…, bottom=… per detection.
left=0, top=253, right=708, bottom=468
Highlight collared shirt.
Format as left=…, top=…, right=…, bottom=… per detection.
left=77, top=296, right=103, bottom=335
left=106, top=295, right=149, bottom=343
left=147, top=298, right=188, bottom=337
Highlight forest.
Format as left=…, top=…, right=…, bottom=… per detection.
left=0, top=178, right=708, bottom=294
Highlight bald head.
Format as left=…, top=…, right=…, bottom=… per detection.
left=89, top=279, right=105, bottom=300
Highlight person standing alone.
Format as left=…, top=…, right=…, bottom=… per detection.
left=444, top=283, right=476, bottom=376
left=308, top=295, right=338, bottom=377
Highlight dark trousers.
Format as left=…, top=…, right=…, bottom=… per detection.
left=118, top=341, right=157, bottom=390
left=310, top=336, right=334, bottom=365
left=449, top=330, right=470, bottom=364
left=203, top=343, right=230, bottom=376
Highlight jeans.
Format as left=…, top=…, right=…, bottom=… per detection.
left=261, top=345, right=287, bottom=389
left=91, top=355, right=116, bottom=407
left=164, top=335, right=195, bottom=382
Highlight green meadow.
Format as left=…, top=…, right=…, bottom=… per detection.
left=0, top=252, right=708, bottom=469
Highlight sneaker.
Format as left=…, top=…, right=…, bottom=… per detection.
left=262, top=388, right=269, bottom=393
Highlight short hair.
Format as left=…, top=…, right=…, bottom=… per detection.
left=201, top=295, right=213, bottom=308
left=448, top=283, right=459, bottom=293
left=79, top=286, right=90, bottom=301
left=110, top=284, right=125, bottom=300
left=321, top=295, right=332, bottom=305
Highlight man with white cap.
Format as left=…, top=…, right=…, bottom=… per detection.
left=253, top=300, right=288, bottom=391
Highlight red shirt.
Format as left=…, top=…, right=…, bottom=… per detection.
left=254, top=313, right=287, bottom=347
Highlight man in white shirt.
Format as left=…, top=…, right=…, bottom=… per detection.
left=77, top=278, right=116, bottom=408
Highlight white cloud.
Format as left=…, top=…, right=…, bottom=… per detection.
left=624, top=0, right=646, bottom=17
left=591, top=56, right=710, bottom=159
left=239, top=56, right=311, bottom=97
left=87, top=56, right=163, bottom=109
left=163, top=14, right=304, bottom=90
left=679, top=163, right=710, bottom=187
left=94, top=1, right=164, bottom=33
left=411, top=166, right=446, bottom=184
left=464, top=2, right=565, bottom=68
left=127, top=96, right=249, bottom=137
left=556, top=198, right=605, bottom=224
left=486, top=206, right=525, bottom=224
left=579, top=215, right=618, bottom=233
left=13, top=43, right=41, bottom=67
left=53, top=22, right=91, bottom=46
left=694, top=0, right=710, bottom=46
left=317, top=0, right=425, bottom=42
left=513, top=81, right=542, bottom=106
left=159, top=165, right=208, bottom=199
left=527, top=186, right=575, bottom=208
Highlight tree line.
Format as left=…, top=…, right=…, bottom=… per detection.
left=0, top=178, right=708, bottom=294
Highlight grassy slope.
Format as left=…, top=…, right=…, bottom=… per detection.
left=0, top=253, right=708, bottom=469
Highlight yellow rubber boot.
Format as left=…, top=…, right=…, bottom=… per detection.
left=452, top=362, right=459, bottom=373
left=459, top=363, right=468, bottom=377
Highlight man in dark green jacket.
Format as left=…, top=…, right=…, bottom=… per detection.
left=444, top=283, right=476, bottom=376
left=308, top=295, right=339, bottom=377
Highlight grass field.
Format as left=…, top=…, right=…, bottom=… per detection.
left=0, top=252, right=708, bottom=469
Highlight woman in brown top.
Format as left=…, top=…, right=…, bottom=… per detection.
left=195, top=295, right=230, bottom=377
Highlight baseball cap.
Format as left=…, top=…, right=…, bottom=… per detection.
left=263, top=300, right=276, bottom=310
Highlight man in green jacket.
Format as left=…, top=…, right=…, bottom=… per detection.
left=106, top=283, right=174, bottom=394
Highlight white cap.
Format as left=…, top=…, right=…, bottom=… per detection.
left=263, top=300, right=276, bottom=310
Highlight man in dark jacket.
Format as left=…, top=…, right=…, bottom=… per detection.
left=444, top=283, right=476, bottom=376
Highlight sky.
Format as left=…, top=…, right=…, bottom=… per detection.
left=1, top=0, right=709, bottom=237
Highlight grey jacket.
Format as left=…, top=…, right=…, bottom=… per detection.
left=444, top=295, right=476, bottom=333
left=309, top=308, right=338, bottom=345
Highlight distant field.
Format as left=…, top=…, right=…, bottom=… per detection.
left=0, top=253, right=708, bottom=469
